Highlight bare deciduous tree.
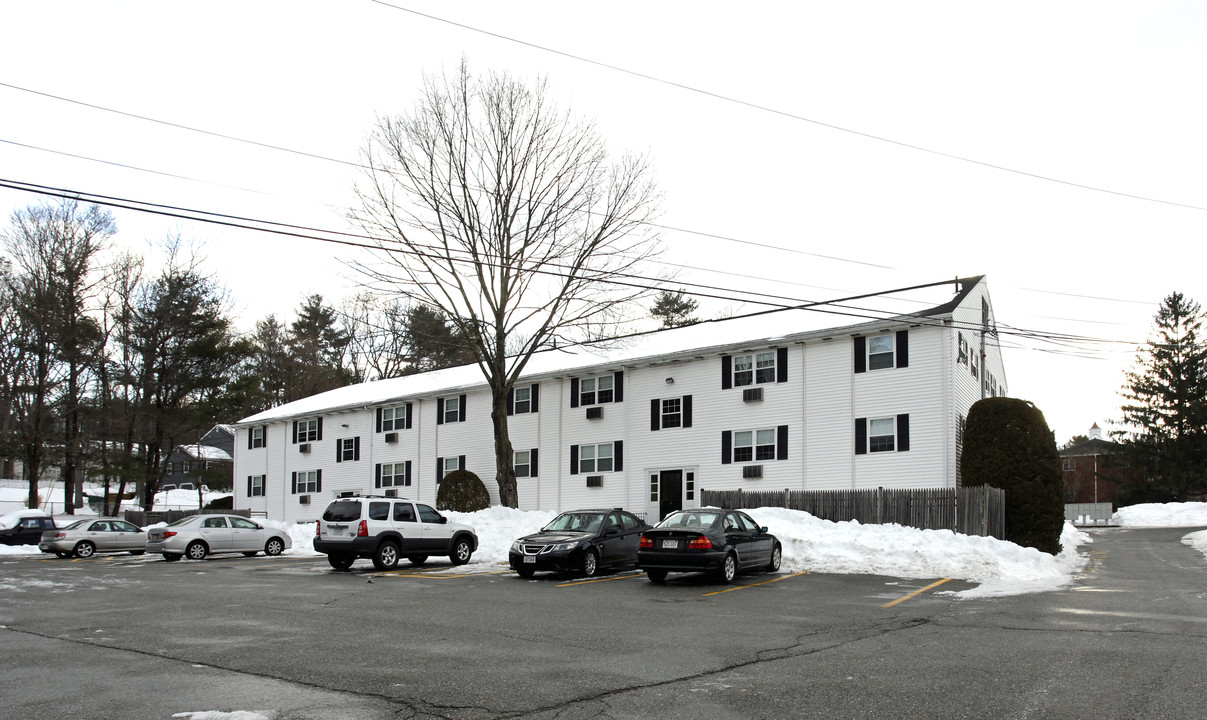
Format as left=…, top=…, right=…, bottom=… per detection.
left=353, top=61, right=663, bottom=507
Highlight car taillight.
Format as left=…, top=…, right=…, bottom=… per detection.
left=53, top=532, right=66, bottom=540
left=688, top=535, right=712, bottom=549
left=161, top=531, right=177, bottom=539
left=639, top=534, right=653, bottom=548
left=357, top=520, right=368, bottom=537
left=316, top=523, right=322, bottom=537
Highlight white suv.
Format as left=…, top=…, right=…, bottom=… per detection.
left=314, top=495, right=478, bottom=571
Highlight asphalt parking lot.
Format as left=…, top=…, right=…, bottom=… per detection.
left=3, top=527, right=1206, bottom=719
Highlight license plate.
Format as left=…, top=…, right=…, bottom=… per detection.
left=523, top=556, right=536, bottom=564
left=662, top=539, right=679, bottom=549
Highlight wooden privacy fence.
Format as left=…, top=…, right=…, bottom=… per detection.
left=124, top=508, right=251, bottom=527
left=700, top=486, right=1005, bottom=539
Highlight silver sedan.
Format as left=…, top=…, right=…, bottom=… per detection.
left=145, top=514, right=292, bottom=561
left=40, top=518, right=147, bottom=558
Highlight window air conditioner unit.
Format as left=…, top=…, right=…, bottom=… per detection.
left=586, top=475, right=603, bottom=487
left=298, top=495, right=311, bottom=505
left=586, top=406, right=603, bottom=420
left=384, top=489, right=398, bottom=497
left=742, top=465, right=764, bottom=479
left=743, top=387, right=764, bottom=402
left=384, top=432, right=398, bottom=444
left=298, top=443, right=311, bottom=454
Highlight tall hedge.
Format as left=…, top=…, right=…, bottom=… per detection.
left=962, top=397, right=1066, bottom=554
left=435, top=469, right=491, bottom=513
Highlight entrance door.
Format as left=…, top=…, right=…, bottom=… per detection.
left=658, top=470, right=683, bottom=521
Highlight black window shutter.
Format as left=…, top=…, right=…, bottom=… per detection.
left=683, top=395, right=693, bottom=428
left=458, top=454, right=466, bottom=471
left=247, top=430, right=253, bottom=450
left=261, top=426, right=267, bottom=447
left=316, top=417, right=323, bottom=441
left=247, top=475, right=252, bottom=495
left=405, top=403, right=413, bottom=429
left=376, top=408, right=382, bottom=433
left=855, top=418, right=868, bottom=455
left=292, top=421, right=298, bottom=444
left=354, top=436, right=360, bottom=461
left=459, top=394, right=467, bottom=422
left=375, top=464, right=382, bottom=488
left=507, top=388, right=515, bottom=416
left=896, top=330, right=909, bottom=368
left=777, top=424, right=789, bottom=460
left=570, top=378, right=579, bottom=408
left=437, top=398, right=445, bottom=425
left=291, top=471, right=297, bottom=494
left=614, top=372, right=624, bottom=403
left=531, top=384, right=540, bottom=413
left=530, top=448, right=539, bottom=477
left=651, top=398, right=661, bottom=431
left=405, top=460, right=412, bottom=486
left=436, top=457, right=444, bottom=483
left=263, top=475, right=267, bottom=493
left=721, top=355, right=732, bottom=389
left=335, top=441, right=342, bottom=463
left=721, top=431, right=732, bottom=465
left=854, top=337, right=867, bottom=374
left=897, top=414, right=910, bottom=452
left=614, top=441, right=623, bottom=471
left=570, top=445, right=579, bottom=475
left=315, top=469, right=322, bottom=493
left=777, top=347, right=789, bottom=383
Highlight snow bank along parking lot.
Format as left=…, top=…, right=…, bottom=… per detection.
left=5, top=500, right=1207, bottom=598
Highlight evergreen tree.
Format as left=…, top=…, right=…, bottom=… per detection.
left=962, top=397, right=1065, bottom=554
left=401, top=305, right=475, bottom=375
left=285, top=294, right=353, bottom=402
left=651, top=289, right=699, bottom=328
left=1115, top=292, right=1207, bottom=500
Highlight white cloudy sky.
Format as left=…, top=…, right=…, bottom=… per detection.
left=1, top=1, right=1205, bottom=443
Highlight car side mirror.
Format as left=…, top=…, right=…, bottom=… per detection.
left=760, top=527, right=769, bottom=534
left=439, top=517, right=448, bottom=524
left=604, top=527, right=619, bottom=536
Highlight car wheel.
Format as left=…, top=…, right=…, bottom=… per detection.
left=767, top=544, right=782, bottom=572
left=449, top=537, right=473, bottom=565
left=646, top=569, right=668, bottom=584
left=515, top=565, right=536, bottom=578
left=73, top=541, right=96, bottom=558
left=185, top=541, right=208, bottom=561
left=54, top=551, right=72, bottom=559
left=162, top=553, right=181, bottom=562
left=713, top=553, right=737, bottom=584
left=407, top=555, right=428, bottom=565
left=582, top=549, right=599, bottom=578
left=264, top=538, right=285, bottom=556
left=373, top=541, right=400, bottom=570
left=327, top=553, right=355, bottom=571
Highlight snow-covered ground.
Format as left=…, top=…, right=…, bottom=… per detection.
left=6, top=501, right=1207, bottom=600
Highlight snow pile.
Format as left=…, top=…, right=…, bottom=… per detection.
left=1182, top=530, right=1207, bottom=557
left=1112, top=502, right=1207, bottom=527
left=444, top=506, right=556, bottom=564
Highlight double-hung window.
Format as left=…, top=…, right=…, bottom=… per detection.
left=579, top=443, right=614, bottom=473
left=443, top=396, right=460, bottom=424
left=868, top=335, right=895, bottom=370
left=734, top=429, right=777, bottom=462
left=581, top=375, right=614, bottom=406
left=248, top=475, right=265, bottom=497
left=250, top=427, right=265, bottom=449
left=294, top=470, right=319, bottom=494
left=660, top=398, right=682, bottom=429
left=734, top=351, right=776, bottom=387
left=380, top=406, right=407, bottom=431
left=514, top=450, right=532, bottom=477
left=336, top=437, right=360, bottom=462
left=296, top=418, right=319, bottom=442
left=868, top=418, right=896, bottom=452
left=380, top=462, right=409, bottom=487
left=513, top=387, right=532, bottom=414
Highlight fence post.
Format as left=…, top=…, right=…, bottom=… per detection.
left=981, top=486, right=989, bottom=537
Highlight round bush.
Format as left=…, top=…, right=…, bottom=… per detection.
left=436, top=469, right=491, bottom=512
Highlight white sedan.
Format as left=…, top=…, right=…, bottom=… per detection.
left=146, top=514, right=291, bottom=561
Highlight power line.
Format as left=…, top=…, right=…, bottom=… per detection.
left=367, top=0, right=1207, bottom=215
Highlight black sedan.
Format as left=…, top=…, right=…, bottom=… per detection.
left=638, top=508, right=781, bottom=584
left=509, top=508, right=651, bottom=578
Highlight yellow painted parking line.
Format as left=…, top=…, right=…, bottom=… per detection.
left=556, top=573, right=646, bottom=588
left=702, top=571, right=810, bottom=596
left=882, top=578, right=952, bottom=607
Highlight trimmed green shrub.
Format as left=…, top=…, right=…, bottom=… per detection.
left=962, top=397, right=1066, bottom=554
left=436, top=469, right=491, bottom=512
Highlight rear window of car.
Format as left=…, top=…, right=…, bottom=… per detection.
left=657, top=511, right=721, bottom=529
left=323, top=501, right=363, bottom=522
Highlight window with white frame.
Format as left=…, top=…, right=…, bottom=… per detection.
left=515, top=450, right=532, bottom=477
left=1062, top=458, right=1075, bottom=472
left=381, top=406, right=406, bottom=431
left=443, top=396, right=460, bottom=424
left=296, top=418, right=319, bottom=442
left=868, top=417, right=896, bottom=453
left=249, top=475, right=265, bottom=497
left=580, top=375, right=614, bottom=406
left=868, top=335, right=895, bottom=371
left=734, top=350, right=776, bottom=387
left=251, top=427, right=265, bottom=449
left=294, top=470, right=319, bottom=493
left=733, top=429, right=777, bottom=462
left=513, top=386, right=532, bottom=414
left=380, top=463, right=409, bottom=487
left=579, top=443, right=614, bottom=473
left=338, top=438, right=358, bottom=462
left=443, top=456, right=461, bottom=475
left=661, top=398, right=682, bottom=429
left=957, top=332, right=969, bottom=365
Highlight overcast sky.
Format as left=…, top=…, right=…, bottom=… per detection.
left=2, top=1, right=1205, bottom=443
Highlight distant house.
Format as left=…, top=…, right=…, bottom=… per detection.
left=1059, top=424, right=1143, bottom=504
left=164, top=425, right=235, bottom=491
left=233, top=276, right=1007, bottom=522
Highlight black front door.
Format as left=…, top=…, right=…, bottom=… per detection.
left=659, top=470, right=683, bottom=521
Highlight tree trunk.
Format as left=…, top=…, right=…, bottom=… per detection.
left=491, top=387, right=518, bottom=508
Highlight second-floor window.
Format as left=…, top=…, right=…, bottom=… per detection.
left=581, top=375, right=613, bottom=405
left=868, top=335, right=895, bottom=370
left=734, top=351, right=777, bottom=386
left=336, top=437, right=360, bottom=463
left=734, top=429, right=777, bottom=462
left=251, top=426, right=265, bottom=449
left=579, top=442, right=614, bottom=473
left=293, top=470, right=320, bottom=494
left=294, top=418, right=320, bottom=443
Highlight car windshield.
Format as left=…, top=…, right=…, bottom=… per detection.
left=543, top=512, right=605, bottom=533
left=656, top=511, right=722, bottom=530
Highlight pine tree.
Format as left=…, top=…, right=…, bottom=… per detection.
left=1115, top=292, right=1207, bottom=500
left=651, top=289, right=699, bottom=328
